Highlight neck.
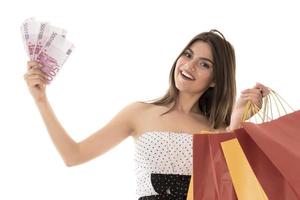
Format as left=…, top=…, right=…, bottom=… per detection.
left=173, top=92, right=203, bottom=115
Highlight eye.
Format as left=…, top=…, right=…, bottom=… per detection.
left=183, top=51, right=192, bottom=58
left=199, top=62, right=209, bottom=68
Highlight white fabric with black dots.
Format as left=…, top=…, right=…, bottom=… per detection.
left=134, top=131, right=193, bottom=198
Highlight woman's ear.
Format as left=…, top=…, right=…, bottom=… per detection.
left=209, top=82, right=216, bottom=88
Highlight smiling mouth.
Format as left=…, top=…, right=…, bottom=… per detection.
left=180, top=70, right=195, bottom=81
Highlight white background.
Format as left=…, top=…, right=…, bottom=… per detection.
left=0, top=0, right=299, bottom=199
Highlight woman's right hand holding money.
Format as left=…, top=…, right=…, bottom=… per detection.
left=24, top=61, right=48, bottom=103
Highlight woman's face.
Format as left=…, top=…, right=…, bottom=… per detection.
left=174, top=40, right=215, bottom=94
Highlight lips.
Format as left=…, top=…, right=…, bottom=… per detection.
left=180, top=69, right=195, bottom=80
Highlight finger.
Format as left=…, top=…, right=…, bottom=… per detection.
left=243, top=92, right=263, bottom=100
left=241, top=89, right=251, bottom=95
left=27, top=64, right=41, bottom=70
left=28, top=79, right=45, bottom=88
left=27, top=69, right=48, bottom=78
left=24, top=69, right=49, bottom=80
left=27, top=68, right=49, bottom=80
left=261, top=88, right=270, bottom=97
left=26, top=75, right=47, bottom=85
left=255, top=82, right=271, bottom=97
left=27, top=60, right=41, bottom=66
left=255, top=87, right=269, bottom=97
left=252, top=97, right=262, bottom=108
left=27, top=60, right=40, bottom=66
left=255, top=82, right=268, bottom=89
left=241, top=88, right=262, bottom=96
left=241, top=93, right=262, bottom=106
left=27, top=74, right=47, bottom=82
left=27, top=61, right=42, bottom=70
left=252, top=97, right=262, bottom=107
left=27, top=76, right=45, bottom=84
left=243, top=86, right=270, bottom=98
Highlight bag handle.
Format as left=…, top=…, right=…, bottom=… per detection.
left=241, top=89, right=294, bottom=123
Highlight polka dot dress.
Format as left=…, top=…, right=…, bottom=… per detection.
left=134, top=131, right=193, bottom=199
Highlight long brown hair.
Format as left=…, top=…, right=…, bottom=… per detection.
left=149, top=29, right=236, bottom=129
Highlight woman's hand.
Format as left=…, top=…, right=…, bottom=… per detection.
left=23, top=61, right=48, bottom=103
left=228, top=82, right=270, bottom=131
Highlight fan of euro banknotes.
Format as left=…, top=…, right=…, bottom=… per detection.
left=21, top=18, right=74, bottom=84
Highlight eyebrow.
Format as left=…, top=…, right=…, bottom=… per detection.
left=186, top=48, right=214, bottom=65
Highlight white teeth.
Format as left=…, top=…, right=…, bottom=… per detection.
left=181, top=71, right=194, bottom=80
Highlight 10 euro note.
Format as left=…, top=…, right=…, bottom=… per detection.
left=36, top=34, right=74, bottom=84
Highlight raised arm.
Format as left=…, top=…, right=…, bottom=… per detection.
left=24, top=61, right=141, bottom=167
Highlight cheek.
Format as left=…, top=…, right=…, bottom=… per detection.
left=176, top=57, right=185, bottom=67
left=205, top=72, right=214, bottom=81
left=175, top=58, right=186, bottom=72
left=174, top=62, right=181, bottom=75
left=206, top=74, right=215, bottom=87
left=195, top=71, right=214, bottom=84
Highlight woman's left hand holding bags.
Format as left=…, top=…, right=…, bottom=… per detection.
left=228, top=82, right=270, bottom=131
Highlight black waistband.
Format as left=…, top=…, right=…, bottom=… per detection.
left=138, top=173, right=191, bottom=200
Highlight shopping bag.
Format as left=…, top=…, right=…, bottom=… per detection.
left=221, top=138, right=268, bottom=200
left=187, top=90, right=300, bottom=199
left=191, top=132, right=238, bottom=200
left=242, top=109, right=300, bottom=198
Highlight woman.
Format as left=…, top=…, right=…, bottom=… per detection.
left=23, top=29, right=269, bottom=199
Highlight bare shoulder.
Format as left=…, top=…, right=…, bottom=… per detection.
left=122, top=101, right=157, bottom=136
left=120, top=100, right=153, bottom=128
left=122, top=101, right=152, bottom=115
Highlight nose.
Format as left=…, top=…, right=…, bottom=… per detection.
left=184, top=61, right=196, bottom=72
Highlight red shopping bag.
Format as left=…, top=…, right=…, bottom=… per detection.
left=187, top=89, right=300, bottom=200
left=191, top=132, right=238, bottom=200
left=190, top=110, right=300, bottom=200
left=243, top=110, right=300, bottom=198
